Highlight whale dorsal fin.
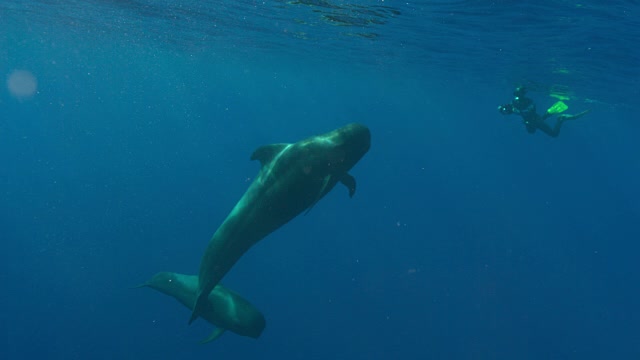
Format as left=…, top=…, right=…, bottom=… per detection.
left=340, top=173, right=356, bottom=198
left=250, top=143, right=289, bottom=167
left=200, top=328, right=226, bottom=344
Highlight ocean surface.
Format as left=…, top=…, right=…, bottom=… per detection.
left=2, top=1, right=639, bottom=359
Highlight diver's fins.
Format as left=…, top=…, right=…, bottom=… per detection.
left=547, top=100, right=568, bottom=115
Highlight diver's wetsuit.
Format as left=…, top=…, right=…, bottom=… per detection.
left=498, top=89, right=564, bottom=138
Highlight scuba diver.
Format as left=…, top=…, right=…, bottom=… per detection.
left=498, top=86, right=590, bottom=138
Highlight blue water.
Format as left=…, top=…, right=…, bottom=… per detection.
left=2, top=1, right=639, bottom=359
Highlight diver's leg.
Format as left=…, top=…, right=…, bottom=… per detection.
left=540, top=112, right=553, bottom=121
left=557, top=109, right=591, bottom=121
left=538, top=120, right=562, bottom=138
left=540, top=110, right=589, bottom=137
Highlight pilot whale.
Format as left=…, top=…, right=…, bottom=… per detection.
left=189, top=123, right=371, bottom=324
left=137, top=272, right=265, bottom=343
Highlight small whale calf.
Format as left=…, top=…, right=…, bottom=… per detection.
left=136, top=272, right=265, bottom=343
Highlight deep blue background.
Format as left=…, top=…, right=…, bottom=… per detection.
left=2, top=1, right=639, bottom=359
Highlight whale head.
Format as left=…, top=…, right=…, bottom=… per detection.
left=145, top=272, right=196, bottom=296
left=314, top=123, right=371, bottom=173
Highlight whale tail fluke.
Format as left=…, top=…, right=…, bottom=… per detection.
left=188, top=291, right=207, bottom=325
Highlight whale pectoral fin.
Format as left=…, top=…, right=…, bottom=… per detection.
left=305, top=175, right=332, bottom=215
left=200, top=328, right=226, bottom=344
left=188, top=291, right=207, bottom=325
left=250, top=143, right=289, bottom=167
left=340, top=173, right=356, bottom=198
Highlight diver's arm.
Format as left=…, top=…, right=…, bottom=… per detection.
left=498, top=104, right=513, bottom=115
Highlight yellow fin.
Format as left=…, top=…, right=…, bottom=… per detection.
left=547, top=101, right=568, bottom=115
